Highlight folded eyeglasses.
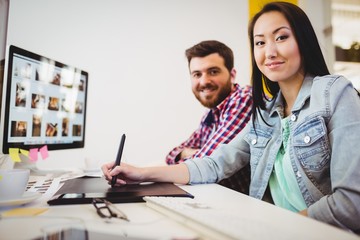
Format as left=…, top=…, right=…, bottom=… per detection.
left=92, top=198, right=129, bottom=221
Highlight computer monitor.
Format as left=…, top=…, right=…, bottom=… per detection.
left=0, top=45, right=88, bottom=155
left=0, top=59, right=4, bottom=116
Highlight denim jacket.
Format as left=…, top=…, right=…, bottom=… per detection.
left=185, top=75, right=360, bottom=233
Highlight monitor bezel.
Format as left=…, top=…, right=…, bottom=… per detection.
left=1, top=45, right=88, bottom=154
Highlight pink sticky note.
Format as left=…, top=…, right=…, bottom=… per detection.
left=29, top=148, right=39, bottom=162
left=39, top=145, right=49, bottom=160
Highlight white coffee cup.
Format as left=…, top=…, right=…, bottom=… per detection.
left=0, top=169, right=30, bottom=200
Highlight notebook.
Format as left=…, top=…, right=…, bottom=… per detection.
left=47, top=177, right=194, bottom=205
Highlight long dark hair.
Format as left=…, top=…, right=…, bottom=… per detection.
left=248, top=2, right=330, bottom=124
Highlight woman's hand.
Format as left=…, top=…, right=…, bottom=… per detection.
left=102, top=160, right=190, bottom=186
left=102, top=162, right=144, bottom=186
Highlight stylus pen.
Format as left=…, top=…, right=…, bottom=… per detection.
left=111, top=134, right=126, bottom=187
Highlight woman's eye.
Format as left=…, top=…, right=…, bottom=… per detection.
left=276, top=35, right=289, bottom=41
left=255, top=41, right=264, bottom=46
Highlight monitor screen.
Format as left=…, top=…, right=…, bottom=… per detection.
left=0, top=45, right=88, bottom=154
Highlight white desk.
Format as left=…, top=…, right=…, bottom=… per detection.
left=0, top=183, right=359, bottom=240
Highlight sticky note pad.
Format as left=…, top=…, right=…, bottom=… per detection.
left=9, top=148, right=21, bottom=162
left=20, top=149, right=29, bottom=157
left=29, top=148, right=39, bottom=162
left=39, top=145, right=49, bottom=160
left=1, top=208, right=48, bottom=217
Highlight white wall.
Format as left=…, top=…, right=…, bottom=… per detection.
left=5, top=0, right=251, bottom=170
left=3, top=0, right=334, bottom=171
left=0, top=0, right=9, bottom=59
left=299, top=0, right=334, bottom=72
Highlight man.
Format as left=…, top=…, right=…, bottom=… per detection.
left=165, top=40, right=252, bottom=194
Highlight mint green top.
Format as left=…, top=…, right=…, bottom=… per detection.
left=269, top=117, right=307, bottom=212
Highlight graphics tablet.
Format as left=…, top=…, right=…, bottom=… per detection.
left=47, top=177, right=194, bottom=205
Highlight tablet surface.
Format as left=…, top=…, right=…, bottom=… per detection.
left=47, top=177, right=194, bottom=205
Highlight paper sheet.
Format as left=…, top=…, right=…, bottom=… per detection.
left=1, top=207, right=48, bottom=217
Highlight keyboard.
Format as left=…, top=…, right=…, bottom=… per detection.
left=143, top=196, right=244, bottom=240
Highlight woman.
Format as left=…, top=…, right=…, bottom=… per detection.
left=102, top=2, right=360, bottom=233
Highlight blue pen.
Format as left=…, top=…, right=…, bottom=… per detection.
left=111, top=134, right=126, bottom=187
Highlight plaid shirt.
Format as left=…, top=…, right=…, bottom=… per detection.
left=165, top=84, right=252, bottom=194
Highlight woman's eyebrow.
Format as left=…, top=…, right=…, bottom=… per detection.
left=272, top=26, right=291, bottom=34
left=254, top=26, right=291, bottom=38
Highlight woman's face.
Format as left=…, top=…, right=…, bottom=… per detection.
left=253, top=11, right=304, bottom=85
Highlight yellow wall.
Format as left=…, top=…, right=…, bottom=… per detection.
left=249, top=0, right=298, bottom=19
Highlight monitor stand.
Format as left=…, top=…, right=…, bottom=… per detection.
left=0, top=154, right=14, bottom=169
left=12, top=154, right=69, bottom=177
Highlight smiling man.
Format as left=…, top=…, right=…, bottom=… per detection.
left=165, top=40, right=253, bottom=194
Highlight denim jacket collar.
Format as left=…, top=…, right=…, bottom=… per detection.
left=269, top=74, right=314, bottom=117
left=292, top=75, right=314, bottom=112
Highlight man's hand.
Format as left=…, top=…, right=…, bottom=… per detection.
left=298, top=209, right=308, bottom=217
left=180, top=147, right=199, bottom=159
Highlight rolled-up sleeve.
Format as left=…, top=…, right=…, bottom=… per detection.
left=184, top=126, right=251, bottom=185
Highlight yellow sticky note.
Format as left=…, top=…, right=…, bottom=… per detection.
left=1, top=208, right=48, bottom=217
left=20, top=149, right=29, bottom=157
left=9, top=148, right=21, bottom=162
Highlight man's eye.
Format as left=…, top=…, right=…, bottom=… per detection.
left=192, top=73, right=201, bottom=78
left=209, top=70, right=219, bottom=75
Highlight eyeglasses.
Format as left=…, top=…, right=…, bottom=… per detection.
left=92, top=198, right=129, bottom=221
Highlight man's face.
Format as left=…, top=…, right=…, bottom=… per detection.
left=189, top=53, right=235, bottom=108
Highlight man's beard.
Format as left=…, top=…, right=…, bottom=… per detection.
left=194, top=81, right=232, bottom=108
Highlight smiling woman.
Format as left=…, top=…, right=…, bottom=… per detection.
left=101, top=2, right=360, bottom=234
left=248, top=0, right=299, bottom=98
left=253, top=10, right=304, bottom=116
